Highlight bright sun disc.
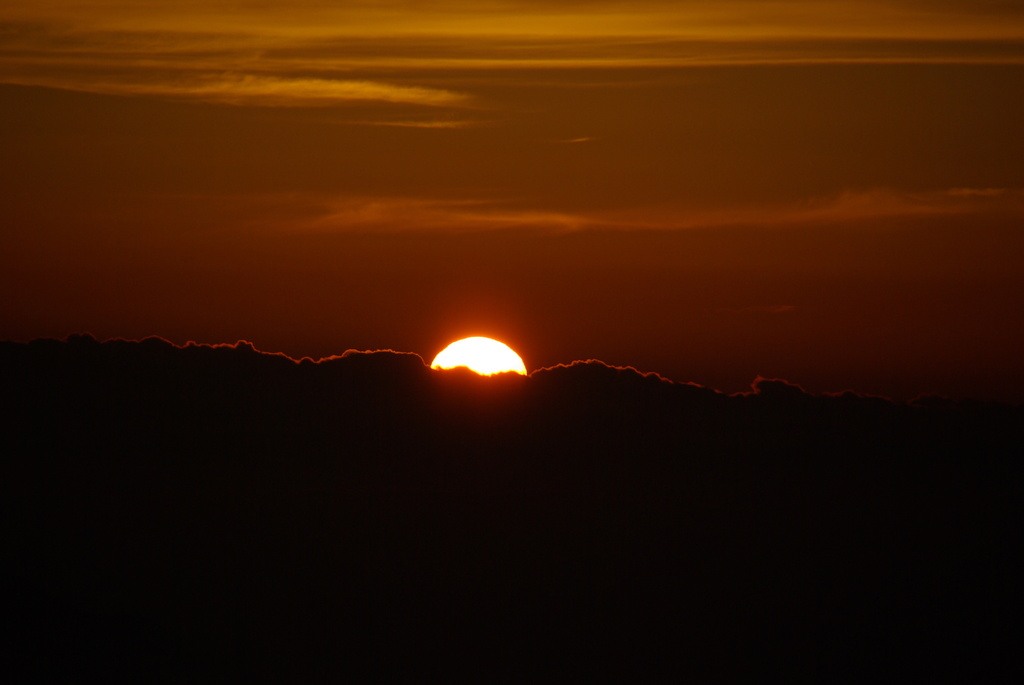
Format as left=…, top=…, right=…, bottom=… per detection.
left=431, top=337, right=527, bottom=376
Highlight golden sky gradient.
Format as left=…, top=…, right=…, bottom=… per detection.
left=2, top=1, right=1023, bottom=400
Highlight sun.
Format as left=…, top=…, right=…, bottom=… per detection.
left=431, top=337, right=528, bottom=376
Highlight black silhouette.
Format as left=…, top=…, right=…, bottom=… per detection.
left=3, top=335, right=1020, bottom=682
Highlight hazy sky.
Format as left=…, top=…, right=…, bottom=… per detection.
left=3, top=1, right=1023, bottom=400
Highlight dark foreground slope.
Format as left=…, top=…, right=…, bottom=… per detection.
left=3, top=336, right=1021, bottom=682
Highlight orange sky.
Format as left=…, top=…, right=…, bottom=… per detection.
left=2, top=1, right=1023, bottom=400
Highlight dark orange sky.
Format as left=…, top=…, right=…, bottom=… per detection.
left=2, top=1, right=1023, bottom=401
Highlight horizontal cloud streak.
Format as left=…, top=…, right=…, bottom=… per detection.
left=592, top=187, right=1024, bottom=232
left=4, top=26, right=1023, bottom=71
left=5, top=1, right=1024, bottom=40
left=3, top=6, right=1022, bottom=116
left=302, top=197, right=589, bottom=233
left=0, top=70, right=469, bottom=107
left=116, top=73, right=467, bottom=107
left=236, top=187, right=1024, bottom=235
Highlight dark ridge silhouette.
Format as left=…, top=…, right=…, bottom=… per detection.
left=2, top=336, right=1020, bottom=683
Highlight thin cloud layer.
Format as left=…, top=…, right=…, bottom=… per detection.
left=224, top=186, right=1024, bottom=235
left=58, top=73, right=469, bottom=108
left=7, top=1, right=1024, bottom=39
left=4, top=2, right=1024, bottom=109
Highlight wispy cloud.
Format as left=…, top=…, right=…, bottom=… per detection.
left=6, top=1, right=1024, bottom=40
left=290, top=197, right=591, bottom=233
left=3, top=2, right=1024, bottom=80
left=349, top=119, right=483, bottom=129
left=945, top=187, right=1009, bottom=198
left=557, top=187, right=1024, bottom=232
left=2, top=3, right=1023, bottom=119
left=0, top=67, right=469, bottom=107
left=114, top=73, right=465, bottom=107
left=243, top=187, right=1024, bottom=235
left=801, top=187, right=1024, bottom=223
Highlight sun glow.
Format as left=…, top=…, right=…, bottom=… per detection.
left=431, top=337, right=527, bottom=376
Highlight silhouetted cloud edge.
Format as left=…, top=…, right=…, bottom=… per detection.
left=6, top=334, right=1019, bottom=409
